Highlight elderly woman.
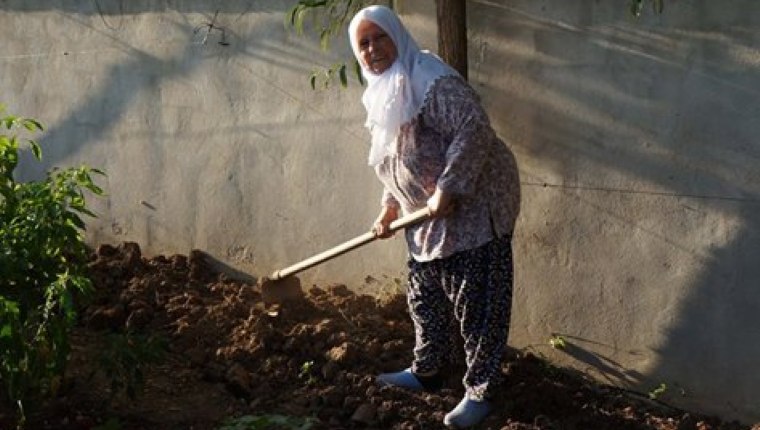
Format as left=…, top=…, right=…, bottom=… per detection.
left=348, top=5, right=520, bottom=428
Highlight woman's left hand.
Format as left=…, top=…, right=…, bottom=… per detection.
left=427, top=187, right=455, bottom=217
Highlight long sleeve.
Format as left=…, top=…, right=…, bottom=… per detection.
left=381, top=186, right=401, bottom=209
left=372, top=76, right=520, bottom=261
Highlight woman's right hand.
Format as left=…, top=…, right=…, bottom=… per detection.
left=372, top=206, right=399, bottom=239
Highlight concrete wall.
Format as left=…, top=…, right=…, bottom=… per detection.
left=3, top=0, right=759, bottom=424
left=470, top=1, right=760, bottom=423
left=2, top=0, right=404, bottom=288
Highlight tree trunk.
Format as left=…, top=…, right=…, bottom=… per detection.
left=435, top=0, right=468, bottom=80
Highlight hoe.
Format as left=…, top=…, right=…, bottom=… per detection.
left=258, top=207, right=430, bottom=303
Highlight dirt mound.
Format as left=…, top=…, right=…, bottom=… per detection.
left=16, top=242, right=754, bottom=429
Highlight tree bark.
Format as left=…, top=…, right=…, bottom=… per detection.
left=435, top=0, right=468, bottom=80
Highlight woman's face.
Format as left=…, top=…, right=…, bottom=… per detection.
left=355, top=20, right=398, bottom=75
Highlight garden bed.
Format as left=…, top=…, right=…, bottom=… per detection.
left=7, top=242, right=757, bottom=430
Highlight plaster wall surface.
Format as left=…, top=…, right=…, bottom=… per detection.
left=3, top=0, right=759, bottom=424
left=466, top=0, right=760, bottom=423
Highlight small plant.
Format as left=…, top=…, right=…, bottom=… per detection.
left=298, top=360, right=317, bottom=386
left=0, top=104, right=104, bottom=427
left=218, top=414, right=315, bottom=430
left=648, top=382, right=668, bottom=400
left=549, top=335, right=567, bottom=350
left=94, top=331, right=167, bottom=401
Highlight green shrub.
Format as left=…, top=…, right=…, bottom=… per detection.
left=0, top=104, right=104, bottom=427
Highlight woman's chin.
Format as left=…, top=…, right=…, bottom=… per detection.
left=371, top=62, right=392, bottom=75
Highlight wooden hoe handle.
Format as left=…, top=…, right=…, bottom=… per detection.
left=270, top=207, right=431, bottom=280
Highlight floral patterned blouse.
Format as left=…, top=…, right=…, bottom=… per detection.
left=374, top=75, right=521, bottom=262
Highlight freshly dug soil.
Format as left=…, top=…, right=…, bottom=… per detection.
left=6, top=242, right=758, bottom=430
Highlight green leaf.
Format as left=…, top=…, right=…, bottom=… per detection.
left=29, top=140, right=42, bottom=160
left=70, top=194, right=85, bottom=208
left=649, top=382, right=668, bottom=399
left=1, top=299, right=20, bottom=315
left=22, top=118, right=43, bottom=132
left=6, top=151, right=18, bottom=171
left=294, top=7, right=307, bottom=35
left=4, top=115, right=18, bottom=129
left=338, top=63, right=348, bottom=88
left=311, top=75, right=318, bottom=91
left=287, top=5, right=299, bottom=27
left=319, top=29, right=331, bottom=51
left=549, top=335, right=567, bottom=349
left=354, top=59, right=364, bottom=86
left=0, top=324, right=13, bottom=339
left=85, top=183, right=104, bottom=195
left=74, top=206, right=97, bottom=218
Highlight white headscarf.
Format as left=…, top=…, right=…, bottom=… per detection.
left=349, top=5, right=458, bottom=166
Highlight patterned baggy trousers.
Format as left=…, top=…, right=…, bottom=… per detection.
left=407, top=234, right=513, bottom=401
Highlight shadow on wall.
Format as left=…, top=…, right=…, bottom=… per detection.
left=15, top=1, right=323, bottom=180
left=656, top=209, right=760, bottom=419
left=11, top=0, right=345, bottom=256
left=15, top=13, right=201, bottom=181
left=547, top=333, right=647, bottom=387
left=470, top=0, right=760, bottom=422
left=9, top=0, right=375, bottom=287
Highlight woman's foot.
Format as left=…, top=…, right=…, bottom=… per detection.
left=376, top=368, right=442, bottom=391
left=443, top=395, right=492, bottom=428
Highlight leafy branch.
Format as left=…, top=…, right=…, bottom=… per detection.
left=286, top=0, right=370, bottom=88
